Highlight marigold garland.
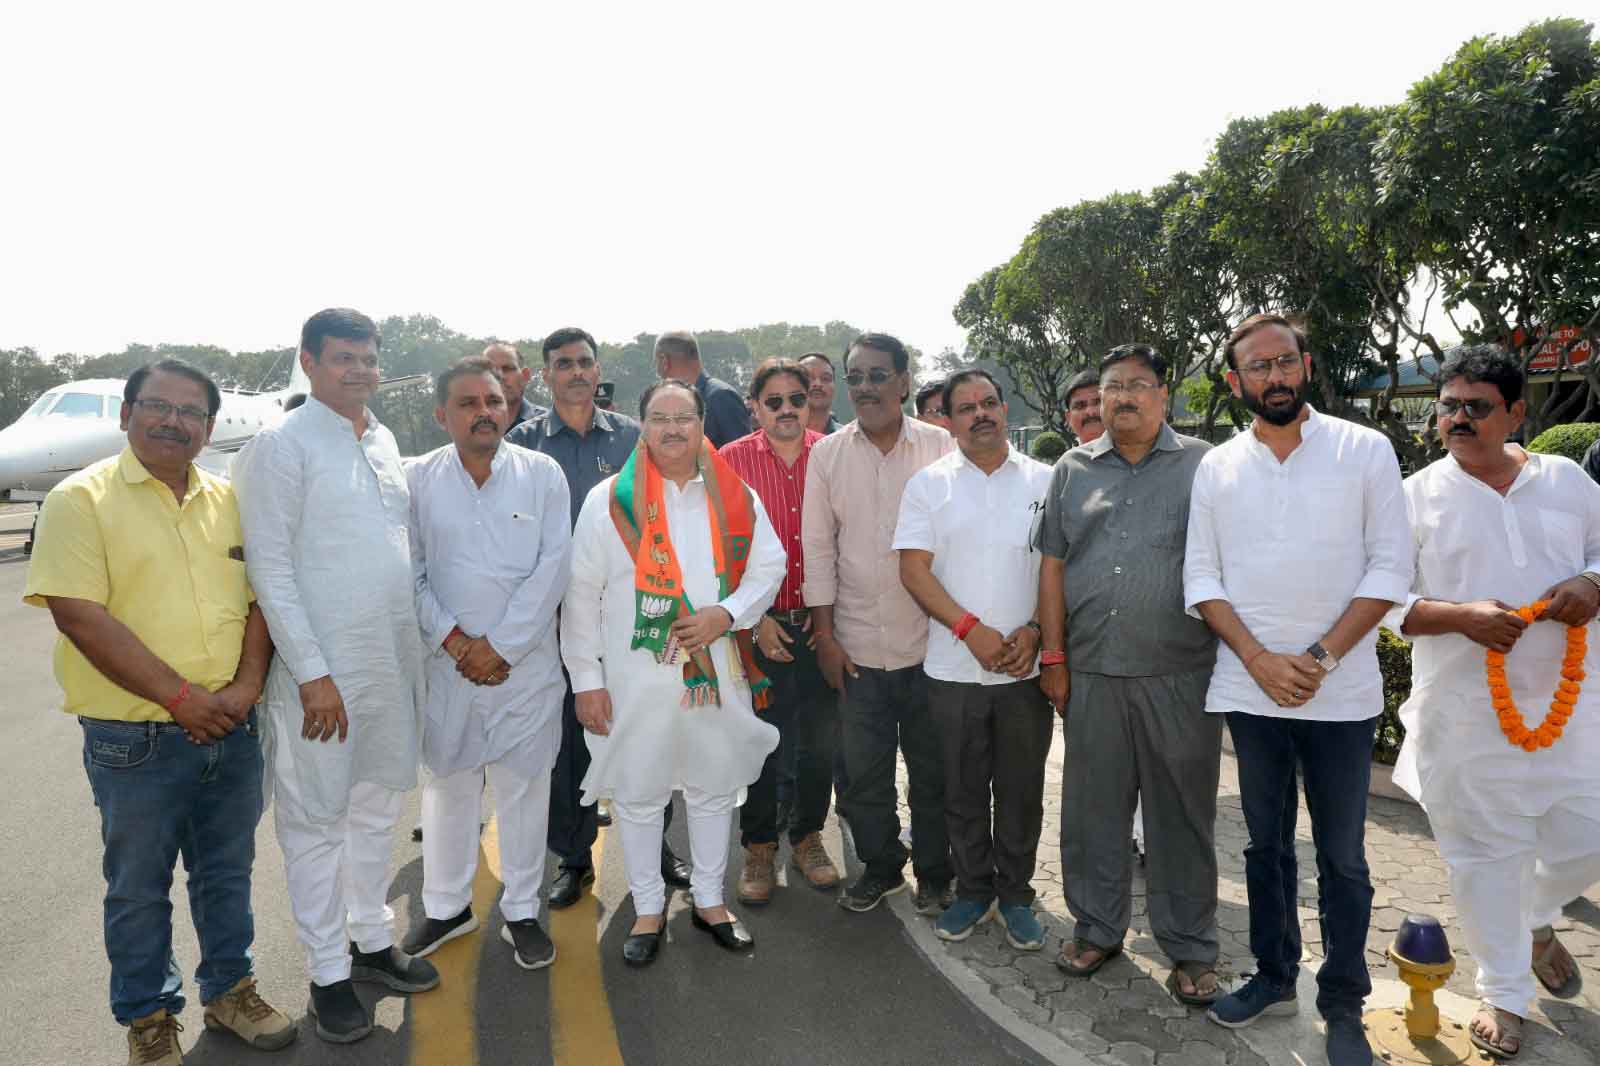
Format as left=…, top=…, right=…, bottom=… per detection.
left=1485, top=600, right=1587, bottom=752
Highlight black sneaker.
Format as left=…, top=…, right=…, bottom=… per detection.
left=913, top=881, right=955, bottom=916
left=1324, top=1012, right=1373, bottom=1066
left=349, top=943, right=440, bottom=993
left=307, top=979, right=372, bottom=1044
left=501, top=919, right=556, bottom=970
left=838, top=872, right=908, bottom=912
left=1206, top=973, right=1298, bottom=1028
left=401, top=906, right=478, bottom=959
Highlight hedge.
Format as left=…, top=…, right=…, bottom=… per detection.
left=1030, top=431, right=1068, bottom=463
left=1375, top=627, right=1412, bottom=765
left=1527, top=422, right=1600, bottom=462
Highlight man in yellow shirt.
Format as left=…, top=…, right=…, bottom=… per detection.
left=25, top=359, right=293, bottom=1066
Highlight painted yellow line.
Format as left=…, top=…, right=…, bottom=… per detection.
left=408, top=818, right=502, bottom=1066
left=548, top=823, right=625, bottom=1066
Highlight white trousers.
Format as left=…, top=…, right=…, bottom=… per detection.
left=613, top=787, right=736, bottom=916
left=421, top=762, right=551, bottom=923
left=273, top=768, right=404, bottom=986
left=1431, top=795, right=1600, bottom=1015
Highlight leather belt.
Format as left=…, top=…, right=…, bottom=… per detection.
left=767, top=608, right=809, bottom=626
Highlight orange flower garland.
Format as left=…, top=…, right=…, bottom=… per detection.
left=1485, top=600, right=1587, bottom=751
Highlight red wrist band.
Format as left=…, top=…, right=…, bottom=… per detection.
left=952, top=613, right=979, bottom=641
left=1040, top=651, right=1066, bottom=667
left=164, top=680, right=191, bottom=713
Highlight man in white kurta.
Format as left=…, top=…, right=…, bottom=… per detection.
left=1387, top=346, right=1600, bottom=1057
left=562, top=380, right=784, bottom=965
left=402, top=358, right=572, bottom=970
left=232, top=309, right=434, bottom=1044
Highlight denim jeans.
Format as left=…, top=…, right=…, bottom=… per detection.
left=1226, top=712, right=1376, bottom=1017
left=740, top=616, right=840, bottom=847
left=81, top=712, right=264, bottom=1024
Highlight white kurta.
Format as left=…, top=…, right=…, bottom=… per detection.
left=407, top=441, right=572, bottom=779
left=1389, top=450, right=1600, bottom=823
left=561, top=472, right=785, bottom=807
left=233, top=397, right=425, bottom=823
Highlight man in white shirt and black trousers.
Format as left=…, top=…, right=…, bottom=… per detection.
left=1184, top=313, right=1413, bottom=1066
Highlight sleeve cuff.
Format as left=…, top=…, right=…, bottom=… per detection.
left=891, top=535, right=932, bottom=552
left=1353, top=570, right=1411, bottom=606
left=286, top=651, right=330, bottom=687
left=1381, top=593, right=1421, bottom=634
left=568, top=667, right=606, bottom=693
left=801, top=580, right=835, bottom=608
left=1183, top=577, right=1228, bottom=620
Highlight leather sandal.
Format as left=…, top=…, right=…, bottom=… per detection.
left=1055, top=938, right=1122, bottom=977
left=1468, top=1001, right=1522, bottom=1059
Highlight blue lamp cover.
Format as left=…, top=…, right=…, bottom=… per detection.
left=1394, top=914, right=1452, bottom=965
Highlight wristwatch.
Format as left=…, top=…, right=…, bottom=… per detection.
left=1306, top=641, right=1340, bottom=673
left=1581, top=571, right=1600, bottom=594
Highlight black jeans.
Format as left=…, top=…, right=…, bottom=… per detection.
left=741, top=617, right=839, bottom=847
left=928, top=678, right=1053, bottom=907
left=839, top=665, right=952, bottom=885
left=1227, top=712, right=1377, bottom=1017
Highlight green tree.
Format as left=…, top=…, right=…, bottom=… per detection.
left=0, top=347, right=71, bottom=427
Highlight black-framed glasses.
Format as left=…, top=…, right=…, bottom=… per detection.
left=1100, top=380, right=1162, bottom=397
left=133, top=398, right=211, bottom=424
left=843, top=368, right=895, bottom=387
left=761, top=392, right=809, bottom=411
left=1236, top=353, right=1304, bottom=381
left=1435, top=397, right=1500, bottom=420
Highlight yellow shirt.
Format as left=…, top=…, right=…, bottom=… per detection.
left=24, top=448, right=252, bottom=722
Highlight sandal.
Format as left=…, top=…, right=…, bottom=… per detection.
left=1531, top=926, right=1583, bottom=999
left=1166, top=960, right=1221, bottom=1006
left=1468, top=1001, right=1523, bottom=1059
left=1054, top=938, right=1123, bottom=978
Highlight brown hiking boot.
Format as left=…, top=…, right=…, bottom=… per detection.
left=737, top=842, right=779, bottom=905
left=791, top=831, right=841, bottom=889
left=127, top=1008, right=183, bottom=1065
left=202, top=976, right=297, bottom=1050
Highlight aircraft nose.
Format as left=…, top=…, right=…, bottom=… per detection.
left=0, top=424, right=38, bottom=496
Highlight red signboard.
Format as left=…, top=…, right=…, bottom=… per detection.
left=1517, top=325, right=1593, bottom=371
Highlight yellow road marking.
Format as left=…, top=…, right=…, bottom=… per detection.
left=548, top=824, right=625, bottom=1066
left=408, top=818, right=502, bottom=1066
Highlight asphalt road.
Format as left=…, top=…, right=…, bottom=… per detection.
left=0, top=505, right=1050, bottom=1066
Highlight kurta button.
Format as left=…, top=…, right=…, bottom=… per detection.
left=1125, top=498, right=1133, bottom=505
left=1110, top=609, right=1119, bottom=616
left=1114, top=566, right=1123, bottom=574
left=1120, top=532, right=1128, bottom=539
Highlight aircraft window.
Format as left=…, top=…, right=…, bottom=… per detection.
left=24, top=394, right=56, bottom=417
left=52, top=393, right=105, bottom=418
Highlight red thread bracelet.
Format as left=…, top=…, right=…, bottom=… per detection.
left=1040, top=650, right=1066, bottom=667
left=164, top=680, right=191, bottom=713
left=952, top=612, right=980, bottom=641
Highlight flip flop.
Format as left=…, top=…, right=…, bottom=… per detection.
left=1468, top=1001, right=1522, bottom=1059
left=1166, top=960, right=1222, bottom=1006
left=1532, top=926, right=1583, bottom=999
left=1055, top=938, right=1123, bottom=978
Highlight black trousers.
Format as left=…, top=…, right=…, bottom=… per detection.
left=547, top=682, right=598, bottom=871
left=740, top=617, right=840, bottom=847
left=839, top=665, right=952, bottom=885
left=928, top=677, right=1054, bottom=907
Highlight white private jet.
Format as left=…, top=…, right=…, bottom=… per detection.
left=0, top=361, right=427, bottom=552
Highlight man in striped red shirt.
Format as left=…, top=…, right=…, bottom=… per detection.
left=719, top=358, right=843, bottom=904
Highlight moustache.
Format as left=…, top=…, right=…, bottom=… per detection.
left=1114, top=405, right=1139, bottom=415
left=470, top=417, right=499, bottom=432
left=1081, top=414, right=1102, bottom=424
left=1264, top=388, right=1295, bottom=403
left=661, top=435, right=687, bottom=444
left=972, top=419, right=996, bottom=431
left=777, top=414, right=799, bottom=423
left=1448, top=425, right=1475, bottom=436
left=149, top=428, right=189, bottom=443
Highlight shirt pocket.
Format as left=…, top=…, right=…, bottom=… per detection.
left=195, top=550, right=251, bottom=627
left=1153, top=503, right=1188, bottom=550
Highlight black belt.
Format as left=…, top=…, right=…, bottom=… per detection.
left=767, top=608, right=809, bottom=626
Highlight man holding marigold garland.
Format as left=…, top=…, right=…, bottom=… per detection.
left=1387, top=344, right=1600, bottom=1060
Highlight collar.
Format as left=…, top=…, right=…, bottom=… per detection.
left=117, top=447, right=205, bottom=504
left=1443, top=445, right=1539, bottom=495
left=451, top=440, right=508, bottom=478
left=304, top=394, right=376, bottom=437
left=544, top=404, right=618, bottom=438
left=844, top=413, right=917, bottom=449
left=754, top=428, right=819, bottom=458
left=1084, top=422, right=1183, bottom=461
left=952, top=442, right=1024, bottom=474
left=1247, top=403, right=1321, bottom=449
left=695, top=371, right=713, bottom=393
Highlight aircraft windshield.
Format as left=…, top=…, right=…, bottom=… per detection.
left=50, top=393, right=106, bottom=418
left=23, top=394, right=57, bottom=418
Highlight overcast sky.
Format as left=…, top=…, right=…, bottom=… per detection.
left=1, top=1, right=1585, bottom=361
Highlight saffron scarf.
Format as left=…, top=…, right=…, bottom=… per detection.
left=608, top=438, right=771, bottom=708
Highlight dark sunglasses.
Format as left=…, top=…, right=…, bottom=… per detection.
left=762, top=392, right=809, bottom=411
left=844, top=368, right=895, bottom=387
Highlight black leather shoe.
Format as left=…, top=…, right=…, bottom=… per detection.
left=691, top=909, right=755, bottom=952
left=661, top=844, right=692, bottom=889
left=549, top=866, right=595, bottom=910
left=621, top=930, right=662, bottom=967
left=348, top=943, right=440, bottom=993
left=307, top=979, right=372, bottom=1044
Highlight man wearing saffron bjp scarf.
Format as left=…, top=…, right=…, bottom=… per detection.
left=1389, top=345, right=1600, bottom=1060
left=561, top=379, right=785, bottom=967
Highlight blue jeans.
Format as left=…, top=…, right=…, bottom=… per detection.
left=1226, top=713, right=1376, bottom=1017
left=81, top=712, right=264, bottom=1024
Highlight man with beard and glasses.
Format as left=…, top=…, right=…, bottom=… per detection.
left=896, top=370, right=1053, bottom=949
left=563, top=380, right=785, bottom=966
left=26, top=359, right=294, bottom=1065
left=719, top=359, right=843, bottom=905
left=655, top=329, right=751, bottom=449
left=803, top=332, right=956, bottom=915
left=481, top=342, right=546, bottom=430
left=1184, top=313, right=1411, bottom=1066
left=914, top=379, right=951, bottom=431
left=401, top=357, right=572, bottom=972
left=1064, top=370, right=1104, bottom=446
left=233, top=309, right=438, bottom=1044
left=1036, top=346, right=1222, bottom=1003
left=1385, top=344, right=1599, bottom=1060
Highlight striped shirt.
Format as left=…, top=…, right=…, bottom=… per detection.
left=719, top=428, right=820, bottom=612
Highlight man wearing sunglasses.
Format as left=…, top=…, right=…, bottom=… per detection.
left=802, top=333, right=956, bottom=915
left=719, top=359, right=842, bottom=906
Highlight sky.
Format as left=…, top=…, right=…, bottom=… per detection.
left=1, top=1, right=1589, bottom=362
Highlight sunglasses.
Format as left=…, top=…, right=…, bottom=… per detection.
left=844, top=368, right=895, bottom=387
left=762, top=392, right=809, bottom=411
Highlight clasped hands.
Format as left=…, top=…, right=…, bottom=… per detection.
left=445, top=629, right=510, bottom=686
left=1245, top=650, right=1326, bottom=709
left=966, top=622, right=1039, bottom=678
left=172, top=679, right=258, bottom=745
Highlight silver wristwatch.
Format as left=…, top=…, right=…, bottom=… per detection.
left=1306, top=641, right=1340, bottom=672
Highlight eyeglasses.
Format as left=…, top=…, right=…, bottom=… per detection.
left=1068, top=397, right=1099, bottom=412
left=133, top=398, right=211, bottom=424
left=843, top=368, right=895, bottom=387
left=762, top=392, right=809, bottom=412
left=1435, top=398, right=1500, bottom=420
left=644, top=413, right=700, bottom=429
left=1236, top=353, right=1304, bottom=381
left=1099, top=380, right=1162, bottom=397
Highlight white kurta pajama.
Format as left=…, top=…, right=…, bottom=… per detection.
left=233, top=397, right=425, bottom=985
left=561, top=472, right=784, bottom=914
left=407, top=442, right=571, bottom=923
left=1390, top=450, right=1600, bottom=1015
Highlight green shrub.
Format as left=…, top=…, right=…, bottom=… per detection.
left=1030, top=431, right=1067, bottom=463
left=1375, top=626, right=1412, bottom=765
left=1527, top=422, right=1600, bottom=462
